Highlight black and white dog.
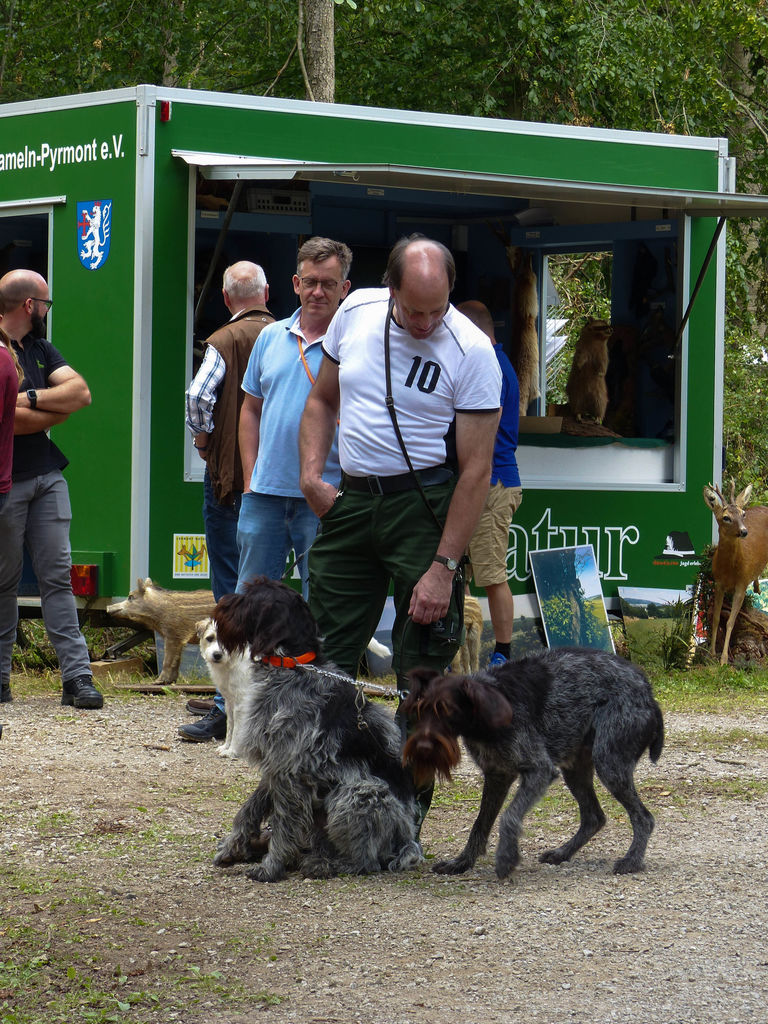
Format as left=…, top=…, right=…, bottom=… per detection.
left=196, top=617, right=253, bottom=759
left=211, top=577, right=421, bottom=882
left=402, top=648, right=664, bottom=878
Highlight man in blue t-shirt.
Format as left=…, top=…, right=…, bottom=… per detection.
left=457, top=301, right=522, bottom=667
left=235, top=237, right=352, bottom=596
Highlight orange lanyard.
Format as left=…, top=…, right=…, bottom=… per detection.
left=298, top=334, right=339, bottom=424
left=297, top=336, right=316, bottom=386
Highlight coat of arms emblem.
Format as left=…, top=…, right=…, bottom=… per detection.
left=77, top=200, right=112, bottom=270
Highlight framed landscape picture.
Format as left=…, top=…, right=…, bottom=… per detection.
left=529, top=545, right=614, bottom=652
left=618, top=586, right=693, bottom=664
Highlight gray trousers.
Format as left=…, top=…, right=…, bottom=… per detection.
left=0, top=470, right=91, bottom=686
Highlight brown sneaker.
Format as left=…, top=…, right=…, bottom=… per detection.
left=185, top=698, right=215, bottom=716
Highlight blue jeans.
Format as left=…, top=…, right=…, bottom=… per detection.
left=0, top=470, right=92, bottom=687
left=202, top=468, right=242, bottom=714
left=203, top=468, right=241, bottom=602
left=236, top=492, right=319, bottom=599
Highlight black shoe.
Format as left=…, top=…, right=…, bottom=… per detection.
left=0, top=682, right=11, bottom=703
left=62, top=675, right=104, bottom=710
left=178, top=706, right=226, bottom=743
left=185, top=697, right=215, bottom=716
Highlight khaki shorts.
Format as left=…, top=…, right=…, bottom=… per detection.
left=467, top=482, right=522, bottom=587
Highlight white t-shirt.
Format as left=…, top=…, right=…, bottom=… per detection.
left=323, top=288, right=502, bottom=476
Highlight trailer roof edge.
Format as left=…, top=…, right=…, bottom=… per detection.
left=0, top=84, right=728, bottom=155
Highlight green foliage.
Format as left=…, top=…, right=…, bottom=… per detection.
left=546, top=251, right=613, bottom=404
left=650, top=659, right=768, bottom=712
left=581, top=598, right=609, bottom=649
left=722, top=325, right=768, bottom=504
left=540, top=593, right=576, bottom=646
left=624, top=599, right=694, bottom=670
left=12, top=620, right=156, bottom=675
left=654, top=601, right=695, bottom=671
left=3, top=0, right=768, bottom=461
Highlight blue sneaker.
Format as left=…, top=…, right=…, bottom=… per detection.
left=178, top=705, right=226, bottom=742
left=488, top=651, right=508, bottom=668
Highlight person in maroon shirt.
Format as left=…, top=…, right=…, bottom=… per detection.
left=0, top=327, right=21, bottom=510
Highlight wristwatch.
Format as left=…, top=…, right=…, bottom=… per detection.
left=26, top=389, right=37, bottom=409
left=433, top=554, right=459, bottom=572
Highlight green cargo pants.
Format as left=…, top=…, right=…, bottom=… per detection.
left=308, top=479, right=465, bottom=831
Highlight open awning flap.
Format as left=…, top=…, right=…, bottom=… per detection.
left=172, top=149, right=768, bottom=218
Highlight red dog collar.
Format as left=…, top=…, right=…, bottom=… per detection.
left=260, top=652, right=317, bottom=669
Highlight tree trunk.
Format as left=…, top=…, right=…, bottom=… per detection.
left=301, top=0, right=335, bottom=103
left=161, top=0, right=185, bottom=86
left=711, top=598, right=768, bottom=664
left=0, top=0, right=18, bottom=97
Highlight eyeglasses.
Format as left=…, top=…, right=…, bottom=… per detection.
left=298, top=277, right=340, bottom=293
left=28, top=297, right=53, bottom=311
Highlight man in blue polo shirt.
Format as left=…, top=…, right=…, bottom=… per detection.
left=457, top=300, right=522, bottom=667
left=235, top=236, right=352, bottom=595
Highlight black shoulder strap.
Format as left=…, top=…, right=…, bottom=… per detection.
left=384, top=297, right=446, bottom=536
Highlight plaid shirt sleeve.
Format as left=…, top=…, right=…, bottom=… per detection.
left=185, top=345, right=226, bottom=434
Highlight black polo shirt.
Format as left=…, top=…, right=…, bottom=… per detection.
left=10, top=333, right=69, bottom=481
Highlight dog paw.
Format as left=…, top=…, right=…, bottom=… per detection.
left=213, top=835, right=243, bottom=867
left=246, top=863, right=286, bottom=883
left=539, top=847, right=569, bottom=865
left=494, top=846, right=520, bottom=879
left=612, top=855, right=644, bottom=875
left=432, top=856, right=473, bottom=875
left=300, top=861, right=335, bottom=879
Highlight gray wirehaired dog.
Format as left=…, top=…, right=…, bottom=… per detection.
left=402, top=647, right=664, bottom=878
left=211, top=577, right=421, bottom=882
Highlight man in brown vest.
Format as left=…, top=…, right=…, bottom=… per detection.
left=181, top=261, right=273, bottom=741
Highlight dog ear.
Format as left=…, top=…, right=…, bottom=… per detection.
left=214, top=578, right=323, bottom=658
left=402, top=667, right=443, bottom=710
left=242, top=577, right=322, bottom=656
left=213, top=593, right=251, bottom=653
left=459, top=675, right=515, bottom=731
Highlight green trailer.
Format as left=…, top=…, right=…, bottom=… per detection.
left=2, top=84, right=765, bottom=616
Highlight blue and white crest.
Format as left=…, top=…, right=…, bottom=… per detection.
left=77, top=200, right=112, bottom=270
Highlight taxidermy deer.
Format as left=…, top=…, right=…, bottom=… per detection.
left=703, top=481, right=768, bottom=665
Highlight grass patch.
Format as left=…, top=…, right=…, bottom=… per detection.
left=646, top=775, right=768, bottom=806
left=647, top=662, right=768, bottom=712
left=33, top=810, right=77, bottom=838
left=1, top=861, right=282, bottom=1023
left=674, top=727, right=768, bottom=751
left=431, top=777, right=482, bottom=808
left=13, top=620, right=157, bottom=677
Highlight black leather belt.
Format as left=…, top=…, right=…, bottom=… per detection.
left=342, top=465, right=453, bottom=496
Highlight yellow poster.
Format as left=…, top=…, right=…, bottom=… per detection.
left=173, top=534, right=209, bottom=579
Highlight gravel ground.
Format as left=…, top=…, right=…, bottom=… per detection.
left=2, top=682, right=768, bottom=1024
